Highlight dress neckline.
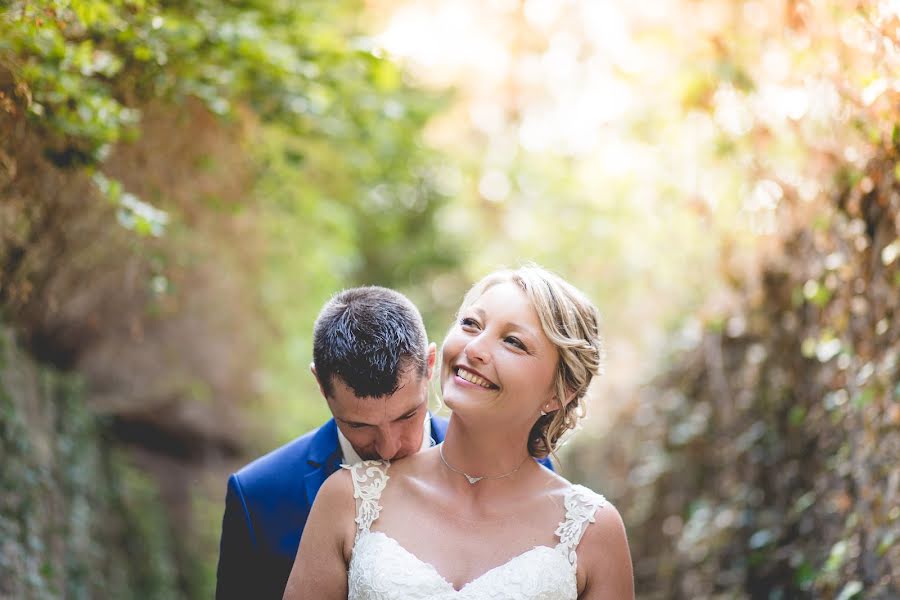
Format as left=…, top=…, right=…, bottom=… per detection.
left=343, top=460, right=606, bottom=595
left=354, top=530, right=573, bottom=593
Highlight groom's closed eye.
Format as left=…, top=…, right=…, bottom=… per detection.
left=346, top=410, right=419, bottom=429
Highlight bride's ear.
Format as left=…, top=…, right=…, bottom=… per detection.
left=544, top=398, right=562, bottom=413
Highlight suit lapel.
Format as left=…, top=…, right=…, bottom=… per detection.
left=429, top=412, right=448, bottom=445
left=303, top=419, right=342, bottom=506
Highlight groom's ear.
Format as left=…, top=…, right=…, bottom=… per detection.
left=425, top=343, right=437, bottom=379
left=310, top=362, right=327, bottom=398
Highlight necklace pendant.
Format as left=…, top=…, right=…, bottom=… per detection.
left=465, top=474, right=483, bottom=485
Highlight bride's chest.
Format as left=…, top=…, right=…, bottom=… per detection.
left=348, top=531, right=576, bottom=600
left=372, top=504, right=562, bottom=587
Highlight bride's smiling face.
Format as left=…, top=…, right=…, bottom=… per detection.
left=440, top=281, right=560, bottom=422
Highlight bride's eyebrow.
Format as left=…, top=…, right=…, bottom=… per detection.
left=503, top=320, right=538, bottom=336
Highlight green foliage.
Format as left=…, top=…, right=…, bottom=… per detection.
left=1, top=0, right=462, bottom=432
left=0, top=327, right=179, bottom=598
left=1, top=0, right=460, bottom=299
left=2, top=0, right=463, bottom=588
left=0, top=0, right=436, bottom=162
left=254, top=110, right=462, bottom=442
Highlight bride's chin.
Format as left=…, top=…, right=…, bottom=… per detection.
left=442, top=393, right=473, bottom=413
left=443, top=379, right=501, bottom=411
left=442, top=395, right=461, bottom=411
left=443, top=393, right=491, bottom=416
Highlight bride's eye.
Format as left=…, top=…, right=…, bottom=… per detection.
left=460, top=317, right=480, bottom=329
left=505, top=336, right=527, bottom=351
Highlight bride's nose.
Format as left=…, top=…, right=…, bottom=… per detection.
left=463, top=333, right=491, bottom=364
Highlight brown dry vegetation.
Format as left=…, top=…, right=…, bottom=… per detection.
left=571, top=93, right=900, bottom=600
left=561, top=3, right=900, bottom=598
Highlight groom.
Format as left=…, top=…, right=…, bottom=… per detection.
left=215, top=286, right=447, bottom=600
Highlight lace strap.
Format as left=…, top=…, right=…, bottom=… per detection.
left=342, top=460, right=390, bottom=539
left=554, top=484, right=608, bottom=567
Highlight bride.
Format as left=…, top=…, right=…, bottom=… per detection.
left=283, top=265, right=634, bottom=599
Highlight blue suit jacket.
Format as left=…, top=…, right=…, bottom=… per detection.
left=215, top=415, right=553, bottom=599
left=214, top=416, right=449, bottom=599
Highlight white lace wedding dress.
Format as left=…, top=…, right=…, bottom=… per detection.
left=343, top=460, right=607, bottom=600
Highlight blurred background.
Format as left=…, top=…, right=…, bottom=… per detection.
left=1, top=0, right=898, bottom=598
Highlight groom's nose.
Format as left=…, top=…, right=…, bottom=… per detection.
left=375, top=430, right=401, bottom=460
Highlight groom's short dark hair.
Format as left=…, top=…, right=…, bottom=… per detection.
left=312, top=286, right=429, bottom=399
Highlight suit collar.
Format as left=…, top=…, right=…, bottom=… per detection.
left=307, top=418, right=340, bottom=467
left=303, top=419, right=342, bottom=505
left=428, top=412, right=447, bottom=444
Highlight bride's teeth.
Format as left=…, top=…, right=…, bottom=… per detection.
left=457, top=369, right=493, bottom=388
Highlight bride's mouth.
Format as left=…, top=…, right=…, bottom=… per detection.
left=455, top=367, right=499, bottom=390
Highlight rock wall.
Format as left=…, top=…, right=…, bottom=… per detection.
left=0, top=327, right=180, bottom=599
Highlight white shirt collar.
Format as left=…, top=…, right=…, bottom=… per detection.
left=337, top=413, right=432, bottom=464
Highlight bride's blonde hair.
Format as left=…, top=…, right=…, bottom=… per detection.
left=457, top=264, right=604, bottom=458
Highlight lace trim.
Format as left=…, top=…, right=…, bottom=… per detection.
left=342, top=460, right=391, bottom=541
left=554, top=484, right=607, bottom=567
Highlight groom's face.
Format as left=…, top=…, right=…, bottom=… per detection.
left=326, top=369, right=432, bottom=461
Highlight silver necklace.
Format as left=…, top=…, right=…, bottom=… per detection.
left=438, top=443, right=529, bottom=485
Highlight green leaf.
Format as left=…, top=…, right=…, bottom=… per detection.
left=877, top=531, right=896, bottom=556
left=788, top=406, right=806, bottom=426
left=824, top=540, right=848, bottom=573
left=835, top=581, right=863, bottom=600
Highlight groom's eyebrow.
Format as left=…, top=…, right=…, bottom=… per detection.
left=340, top=400, right=426, bottom=427
left=394, top=400, right=426, bottom=420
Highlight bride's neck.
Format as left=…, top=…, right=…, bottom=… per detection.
left=441, top=415, right=532, bottom=476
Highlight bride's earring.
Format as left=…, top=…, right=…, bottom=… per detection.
left=540, top=408, right=547, bottom=416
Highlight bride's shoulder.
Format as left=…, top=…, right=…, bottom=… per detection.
left=547, top=476, right=619, bottom=531
left=568, top=484, right=634, bottom=598
left=305, top=465, right=368, bottom=559
left=378, top=446, right=438, bottom=482
left=564, top=482, right=610, bottom=511
left=537, top=473, right=620, bottom=540
left=317, top=465, right=358, bottom=508
left=533, top=468, right=606, bottom=502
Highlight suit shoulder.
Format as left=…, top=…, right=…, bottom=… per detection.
left=238, top=428, right=318, bottom=472
left=233, top=424, right=330, bottom=491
